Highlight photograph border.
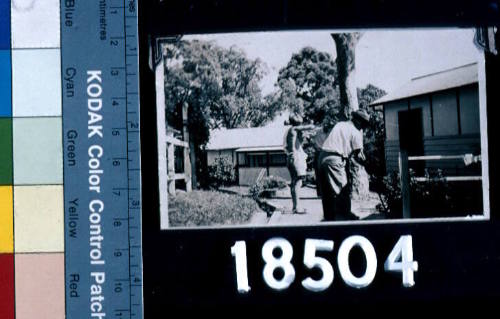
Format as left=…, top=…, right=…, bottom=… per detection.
left=151, top=28, right=491, bottom=230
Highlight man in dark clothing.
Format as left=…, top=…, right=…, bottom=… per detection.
left=318, top=109, right=370, bottom=221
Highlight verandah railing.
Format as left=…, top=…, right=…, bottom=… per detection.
left=398, top=151, right=481, bottom=218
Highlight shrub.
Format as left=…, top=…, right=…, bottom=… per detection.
left=169, top=190, right=258, bottom=227
left=378, top=169, right=483, bottom=218
left=262, top=175, right=288, bottom=190
left=207, top=157, right=236, bottom=188
left=249, top=175, right=288, bottom=199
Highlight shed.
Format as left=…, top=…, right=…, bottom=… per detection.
left=206, top=125, right=291, bottom=185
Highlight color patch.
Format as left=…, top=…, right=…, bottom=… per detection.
left=0, top=0, right=9, bottom=50
left=12, top=49, right=61, bottom=117
left=0, top=118, right=12, bottom=184
left=15, top=253, right=64, bottom=319
left=0, top=254, right=14, bottom=319
left=13, top=117, right=63, bottom=185
left=0, top=187, right=13, bottom=253
left=0, top=50, right=11, bottom=117
left=14, top=185, right=63, bottom=253
left=11, top=0, right=60, bottom=49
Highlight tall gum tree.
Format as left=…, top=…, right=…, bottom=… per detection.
left=331, top=33, right=370, bottom=199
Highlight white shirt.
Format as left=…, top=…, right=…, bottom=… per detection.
left=321, top=121, right=363, bottom=157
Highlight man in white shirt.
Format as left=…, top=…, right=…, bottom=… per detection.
left=318, top=109, right=370, bottom=221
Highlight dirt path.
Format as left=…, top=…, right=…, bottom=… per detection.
left=244, top=185, right=383, bottom=226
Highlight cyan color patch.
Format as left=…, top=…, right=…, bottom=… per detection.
left=0, top=0, right=9, bottom=50
left=13, top=117, right=62, bottom=185
left=0, top=50, right=11, bottom=117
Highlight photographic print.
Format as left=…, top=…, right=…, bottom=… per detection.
left=152, top=28, right=489, bottom=229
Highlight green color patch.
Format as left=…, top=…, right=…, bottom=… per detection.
left=0, top=118, right=12, bottom=185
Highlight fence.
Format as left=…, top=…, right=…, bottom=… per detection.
left=398, top=150, right=481, bottom=218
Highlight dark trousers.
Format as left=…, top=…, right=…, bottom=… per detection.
left=319, top=156, right=356, bottom=221
left=321, top=183, right=353, bottom=221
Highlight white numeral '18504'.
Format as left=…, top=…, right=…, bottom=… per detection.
left=231, top=235, right=418, bottom=292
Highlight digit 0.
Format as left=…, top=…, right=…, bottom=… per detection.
left=337, top=235, right=377, bottom=289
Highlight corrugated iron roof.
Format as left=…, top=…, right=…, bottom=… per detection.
left=371, top=63, right=478, bottom=105
left=236, top=146, right=285, bottom=152
left=206, top=125, right=290, bottom=150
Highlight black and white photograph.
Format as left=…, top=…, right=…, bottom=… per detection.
left=152, top=28, right=489, bottom=229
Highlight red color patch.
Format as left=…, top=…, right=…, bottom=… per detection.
left=0, top=254, right=14, bottom=319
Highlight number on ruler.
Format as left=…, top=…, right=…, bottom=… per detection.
left=114, top=282, right=123, bottom=293
left=128, top=0, right=136, bottom=13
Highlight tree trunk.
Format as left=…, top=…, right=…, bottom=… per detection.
left=332, top=33, right=370, bottom=201
left=331, top=33, right=361, bottom=119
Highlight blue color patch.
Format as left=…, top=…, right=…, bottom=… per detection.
left=0, top=50, right=11, bottom=117
left=0, top=0, right=9, bottom=50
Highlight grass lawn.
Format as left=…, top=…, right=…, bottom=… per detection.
left=169, top=190, right=259, bottom=227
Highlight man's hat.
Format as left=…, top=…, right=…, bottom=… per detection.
left=289, top=113, right=304, bottom=126
left=351, top=109, right=370, bottom=126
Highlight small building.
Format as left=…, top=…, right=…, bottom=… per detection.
left=206, top=125, right=291, bottom=185
left=371, top=63, right=481, bottom=176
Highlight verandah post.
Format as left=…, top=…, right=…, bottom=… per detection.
left=182, top=102, right=192, bottom=192
left=399, top=150, right=411, bottom=219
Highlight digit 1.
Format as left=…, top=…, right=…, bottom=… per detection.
left=231, top=241, right=251, bottom=293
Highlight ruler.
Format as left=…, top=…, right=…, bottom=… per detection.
left=61, top=1, right=142, bottom=318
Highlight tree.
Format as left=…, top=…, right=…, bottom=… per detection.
left=331, top=33, right=363, bottom=119
left=276, top=47, right=340, bottom=125
left=163, top=39, right=274, bottom=187
left=165, top=39, right=270, bottom=132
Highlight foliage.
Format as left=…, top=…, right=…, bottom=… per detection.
left=357, top=84, right=387, bottom=190
left=277, top=47, right=387, bottom=181
left=164, top=40, right=272, bottom=133
left=169, top=191, right=258, bottom=227
left=378, top=169, right=483, bottom=218
left=207, top=157, right=236, bottom=188
left=276, top=47, right=340, bottom=125
left=249, top=175, right=289, bottom=199
left=164, top=40, right=282, bottom=185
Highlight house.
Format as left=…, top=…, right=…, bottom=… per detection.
left=206, top=123, right=291, bottom=186
left=370, top=63, right=481, bottom=176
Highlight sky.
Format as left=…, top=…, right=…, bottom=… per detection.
left=184, top=28, right=481, bottom=96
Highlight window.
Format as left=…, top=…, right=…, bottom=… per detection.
left=237, top=153, right=247, bottom=166
left=269, top=153, right=287, bottom=166
left=432, top=90, right=459, bottom=136
left=247, top=153, right=267, bottom=167
left=384, top=100, right=408, bottom=141
left=459, top=85, right=480, bottom=134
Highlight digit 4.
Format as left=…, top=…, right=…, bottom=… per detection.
left=384, top=235, right=418, bottom=287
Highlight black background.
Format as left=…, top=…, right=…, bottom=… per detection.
left=138, top=0, right=500, bottom=313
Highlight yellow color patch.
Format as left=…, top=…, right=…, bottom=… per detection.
left=14, top=185, right=63, bottom=253
left=0, top=186, right=13, bottom=253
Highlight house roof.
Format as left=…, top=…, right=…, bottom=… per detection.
left=371, top=63, right=478, bottom=105
left=236, top=146, right=285, bottom=153
left=206, top=125, right=290, bottom=151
